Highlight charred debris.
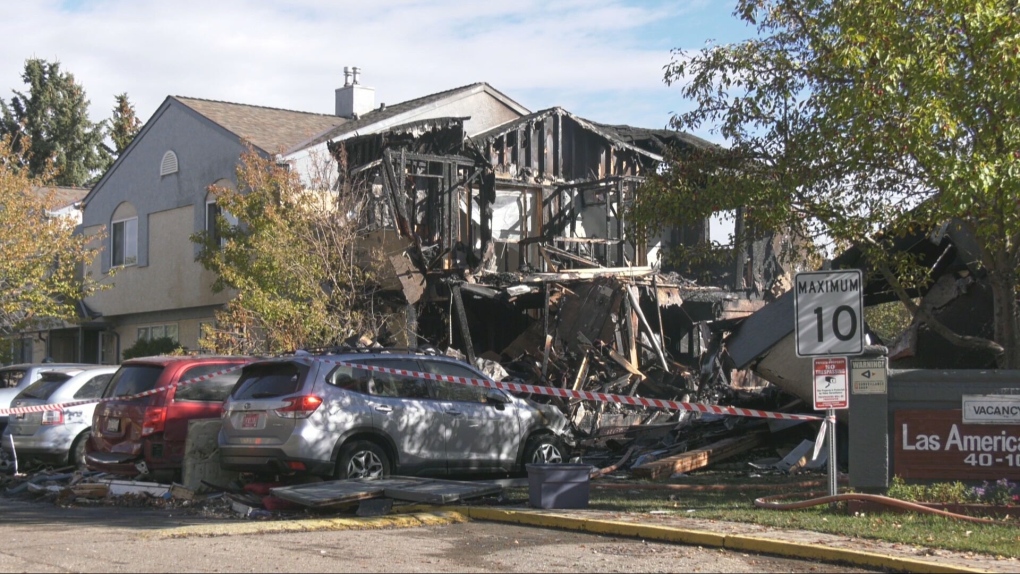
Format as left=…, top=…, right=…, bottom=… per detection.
left=330, top=109, right=813, bottom=476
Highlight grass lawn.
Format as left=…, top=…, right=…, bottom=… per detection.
left=504, top=469, right=1020, bottom=558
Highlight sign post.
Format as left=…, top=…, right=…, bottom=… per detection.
left=813, top=357, right=849, bottom=501
left=796, top=270, right=863, bottom=502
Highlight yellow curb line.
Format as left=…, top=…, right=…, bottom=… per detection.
left=147, top=510, right=467, bottom=539
left=396, top=506, right=988, bottom=574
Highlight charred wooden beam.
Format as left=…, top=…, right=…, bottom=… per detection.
left=631, top=432, right=766, bottom=480
left=627, top=285, right=670, bottom=371
left=450, top=283, right=475, bottom=363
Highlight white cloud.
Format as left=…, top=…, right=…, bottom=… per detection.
left=1, top=0, right=748, bottom=139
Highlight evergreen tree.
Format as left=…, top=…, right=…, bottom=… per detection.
left=0, top=58, right=110, bottom=187
left=107, top=93, right=141, bottom=156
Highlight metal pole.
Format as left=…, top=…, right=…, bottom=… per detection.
left=827, top=409, right=838, bottom=504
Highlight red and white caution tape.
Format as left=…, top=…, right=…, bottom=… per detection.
left=314, top=358, right=824, bottom=422
left=0, top=363, right=248, bottom=417
left=0, top=357, right=825, bottom=424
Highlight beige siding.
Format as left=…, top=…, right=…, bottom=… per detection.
left=84, top=206, right=232, bottom=317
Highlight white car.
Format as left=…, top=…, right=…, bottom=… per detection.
left=2, top=366, right=118, bottom=468
left=0, top=363, right=92, bottom=427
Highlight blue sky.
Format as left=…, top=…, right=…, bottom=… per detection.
left=2, top=0, right=755, bottom=144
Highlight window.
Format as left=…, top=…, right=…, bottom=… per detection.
left=423, top=361, right=490, bottom=403
left=137, top=324, right=178, bottom=343
left=206, top=199, right=237, bottom=246
left=174, top=364, right=242, bottom=402
left=0, top=369, right=26, bottom=389
left=112, top=217, right=138, bottom=266
left=74, top=374, right=114, bottom=399
left=160, top=151, right=178, bottom=176
left=233, top=363, right=307, bottom=400
left=9, top=338, right=32, bottom=364
left=329, top=359, right=430, bottom=399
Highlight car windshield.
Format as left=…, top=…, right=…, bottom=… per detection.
left=0, top=369, right=26, bottom=389
left=16, top=373, right=72, bottom=400
left=105, top=365, right=164, bottom=398
left=232, top=363, right=305, bottom=400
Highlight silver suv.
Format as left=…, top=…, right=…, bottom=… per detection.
left=218, top=350, right=572, bottom=479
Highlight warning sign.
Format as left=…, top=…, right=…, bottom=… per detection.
left=851, top=358, right=887, bottom=394
left=813, top=357, right=849, bottom=410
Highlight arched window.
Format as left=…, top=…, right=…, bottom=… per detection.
left=205, top=181, right=238, bottom=246
left=111, top=202, right=138, bottom=266
left=160, top=151, right=179, bottom=176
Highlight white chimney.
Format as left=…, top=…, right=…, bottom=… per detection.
left=335, top=66, right=375, bottom=118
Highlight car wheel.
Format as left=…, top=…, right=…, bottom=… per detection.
left=524, top=434, right=566, bottom=465
left=69, top=431, right=90, bottom=469
left=336, top=440, right=390, bottom=479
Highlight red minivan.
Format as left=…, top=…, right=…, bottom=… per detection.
left=86, top=355, right=250, bottom=480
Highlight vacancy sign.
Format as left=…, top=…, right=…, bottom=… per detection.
left=813, top=357, right=849, bottom=410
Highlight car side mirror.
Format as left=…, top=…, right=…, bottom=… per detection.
left=485, top=390, right=509, bottom=409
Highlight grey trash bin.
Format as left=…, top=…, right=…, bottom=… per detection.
left=526, top=463, right=592, bottom=509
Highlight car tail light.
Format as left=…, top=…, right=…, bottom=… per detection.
left=41, top=409, right=64, bottom=425
left=287, top=461, right=306, bottom=470
left=274, top=395, right=322, bottom=419
left=141, top=406, right=166, bottom=436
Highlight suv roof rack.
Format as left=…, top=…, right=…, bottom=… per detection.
left=289, top=345, right=446, bottom=357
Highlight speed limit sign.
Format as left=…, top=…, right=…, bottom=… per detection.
left=794, top=269, right=864, bottom=357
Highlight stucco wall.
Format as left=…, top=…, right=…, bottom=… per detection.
left=82, top=100, right=248, bottom=272
left=84, top=206, right=232, bottom=317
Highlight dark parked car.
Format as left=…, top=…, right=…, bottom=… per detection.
left=86, top=355, right=250, bottom=480
left=219, top=349, right=573, bottom=479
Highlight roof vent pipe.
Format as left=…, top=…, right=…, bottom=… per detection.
left=343, top=66, right=351, bottom=87
left=352, top=66, right=361, bottom=85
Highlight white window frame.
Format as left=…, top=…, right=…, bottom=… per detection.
left=111, top=216, right=138, bottom=266
left=137, top=323, right=179, bottom=343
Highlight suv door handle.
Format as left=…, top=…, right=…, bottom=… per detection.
left=375, top=406, right=393, bottom=413
left=445, top=409, right=463, bottom=416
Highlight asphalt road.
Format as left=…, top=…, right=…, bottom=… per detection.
left=0, top=498, right=880, bottom=573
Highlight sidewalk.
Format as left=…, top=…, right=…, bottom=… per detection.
left=405, top=505, right=1017, bottom=574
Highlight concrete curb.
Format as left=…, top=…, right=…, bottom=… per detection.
left=403, top=506, right=988, bottom=574
left=147, top=510, right=467, bottom=539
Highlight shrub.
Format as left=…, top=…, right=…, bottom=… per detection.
left=970, top=479, right=1019, bottom=506
left=121, top=336, right=185, bottom=360
left=887, top=476, right=976, bottom=504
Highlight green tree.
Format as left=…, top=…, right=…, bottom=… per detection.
left=192, top=145, right=385, bottom=354
left=0, top=134, right=104, bottom=337
left=106, top=93, right=141, bottom=156
left=0, top=58, right=110, bottom=187
left=633, top=0, right=1020, bottom=366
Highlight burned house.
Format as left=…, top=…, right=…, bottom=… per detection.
left=328, top=104, right=794, bottom=410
